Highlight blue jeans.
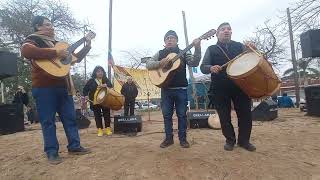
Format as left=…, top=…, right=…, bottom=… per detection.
left=32, top=87, right=81, bottom=156
left=161, top=88, right=188, bottom=140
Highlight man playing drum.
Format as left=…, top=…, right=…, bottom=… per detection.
left=200, top=22, right=256, bottom=152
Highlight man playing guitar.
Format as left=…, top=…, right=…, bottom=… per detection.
left=21, top=16, right=91, bottom=164
left=146, top=30, right=202, bottom=148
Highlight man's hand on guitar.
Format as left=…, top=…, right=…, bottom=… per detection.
left=210, top=65, right=222, bottom=74
left=56, top=49, right=69, bottom=59
left=85, top=39, right=91, bottom=47
left=160, top=57, right=171, bottom=68
left=192, top=38, right=201, bottom=48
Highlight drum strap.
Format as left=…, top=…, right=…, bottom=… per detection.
left=216, top=45, right=231, bottom=61
left=93, top=79, right=103, bottom=105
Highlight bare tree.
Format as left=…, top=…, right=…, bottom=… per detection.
left=290, top=0, right=320, bottom=32
left=0, top=0, right=83, bottom=49
left=0, top=0, right=86, bottom=101
left=248, top=20, right=287, bottom=68
left=120, top=49, right=153, bottom=69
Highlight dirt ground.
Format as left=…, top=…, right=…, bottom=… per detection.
left=0, top=108, right=319, bottom=180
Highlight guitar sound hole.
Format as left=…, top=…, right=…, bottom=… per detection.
left=162, top=62, right=173, bottom=72
left=60, top=55, right=72, bottom=65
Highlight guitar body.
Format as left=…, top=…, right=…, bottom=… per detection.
left=148, top=53, right=182, bottom=87
left=147, top=29, right=216, bottom=88
left=35, top=42, right=78, bottom=77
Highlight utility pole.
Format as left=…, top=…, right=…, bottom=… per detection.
left=83, top=25, right=87, bottom=81
left=108, top=0, right=113, bottom=79
left=182, top=11, right=198, bottom=110
left=287, top=8, right=300, bottom=107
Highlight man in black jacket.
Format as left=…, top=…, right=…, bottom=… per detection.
left=121, top=77, right=138, bottom=116
left=200, top=22, right=256, bottom=152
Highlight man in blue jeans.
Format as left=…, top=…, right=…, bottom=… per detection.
left=21, top=16, right=91, bottom=164
left=146, top=30, right=202, bottom=148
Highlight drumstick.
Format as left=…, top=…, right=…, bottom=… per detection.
left=247, top=45, right=263, bottom=57
left=221, top=59, right=235, bottom=69
left=76, top=94, right=94, bottom=103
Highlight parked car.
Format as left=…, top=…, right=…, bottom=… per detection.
left=288, top=95, right=305, bottom=105
left=300, top=101, right=307, bottom=112
left=134, top=102, right=142, bottom=109
left=141, top=103, right=158, bottom=109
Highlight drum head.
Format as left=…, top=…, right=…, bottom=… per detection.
left=227, top=52, right=260, bottom=77
left=96, top=88, right=107, bottom=102
left=208, top=114, right=221, bottom=129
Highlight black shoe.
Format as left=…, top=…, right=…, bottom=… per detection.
left=180, top=139, right=190, bottom=148
left=224, top=143, right=235, bottom=151
left=160, top=138, right=174, bottom=148
left=238, top=143, right=256, bottom=152
left=68, top=146, right=91, bottom=155
left=47, top=154, right=62, bottom=165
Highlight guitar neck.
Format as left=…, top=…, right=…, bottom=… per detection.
left=172, top=43, right=194, bottom=61
left=67, top=37, right=86, bottom=52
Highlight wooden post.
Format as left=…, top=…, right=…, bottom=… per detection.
left=1, top=81, right=4, bottom=103
left=182, top=11, right=198, bottom=110
left=108, top=0, right=113, bottom=79
left=287, top=8, right=300, bottom=107
left=83, top=25, right=87, bottom=81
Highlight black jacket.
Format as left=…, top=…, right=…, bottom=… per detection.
left=83, top=78, right=113, bottom=105
left=200, top=40, right=244, bottom=92
left=121, top=82, right=138, bottom=101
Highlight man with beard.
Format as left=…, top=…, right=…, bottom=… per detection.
left=200, top=22, right=256, bottom=152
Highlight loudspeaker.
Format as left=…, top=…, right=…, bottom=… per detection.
left=0, top=103, right=24, bottom=134
left=187, top=111, right=215, bottom=129
left=300, top=29, right=320, bottom=58
left=114, top=115, right=142, bottom=133
left=305, top=85, right=320, bottom=116
left=252, top=100, right=278, bottom=121
left=0, top=51, right=18, bottom=80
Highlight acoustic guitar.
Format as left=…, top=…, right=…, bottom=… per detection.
left=148, top=29, right=216, bottom=87
left=35, top=31, right=96, bottom=77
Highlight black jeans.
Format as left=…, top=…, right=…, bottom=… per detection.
left=124, top=99, right=135, bottom=116
left=212, top=80, right=252, bottom=145
left=207, top=95, right=214, bottom=109
left=92, top=105, right=111, bottom=129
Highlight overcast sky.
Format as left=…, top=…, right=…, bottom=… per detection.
left=65, top=0, right=295, bottom=75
